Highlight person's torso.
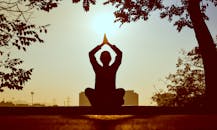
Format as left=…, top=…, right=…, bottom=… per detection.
left=95, top=66, right=117, bottom=93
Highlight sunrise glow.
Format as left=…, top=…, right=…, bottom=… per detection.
left=92, top=12, right=119, bottom=36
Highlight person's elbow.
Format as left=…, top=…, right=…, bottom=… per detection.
left=116, top=52, right=122, bottom=62
left=89, top=51, right=94, bottom=57
left=118, top=50, right=122, bottom=57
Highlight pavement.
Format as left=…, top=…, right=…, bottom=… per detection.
left=1, top=107, right=217, bottom=130
left=1, top=115, right=217, bottom=130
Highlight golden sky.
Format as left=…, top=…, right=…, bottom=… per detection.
left=1, top=1, right=217, bottom=106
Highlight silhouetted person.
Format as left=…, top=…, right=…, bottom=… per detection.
left=85, top=36, right=125, bottom=110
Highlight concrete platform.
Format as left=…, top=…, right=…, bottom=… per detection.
left=1, top=115, right=217, bottom=130
left=1, top=107, right=217, bottom=130
left=0, top=106, right=216, bottom=115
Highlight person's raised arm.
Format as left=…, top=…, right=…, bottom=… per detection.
left=107, top=42, right=122, bottom=57
left=89, top=43, right=104, bottom=69
left=107, top=42, right=122, bottom=68
left=89, top=43, right=103, bottom=58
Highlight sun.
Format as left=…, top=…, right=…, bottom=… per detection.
left=92, top=12, right=119, bottom=36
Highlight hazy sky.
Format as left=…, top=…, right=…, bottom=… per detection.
left=1, top=1, right=217, bottom=106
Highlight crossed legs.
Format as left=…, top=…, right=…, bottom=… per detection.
left=85, top=87, right=125, bottom=109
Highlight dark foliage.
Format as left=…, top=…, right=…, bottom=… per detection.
left=102, top=0, right=217, bottom=31
left=26, top=0, right=59, bottom=12
left=0, top=53, right=33, bottom=92
left=0, top=0, right=59, bottom=91
left=72, top=0, right=216, bottom=32
left=152, top=47, right=206, bottom=107
left=104, top=0, right=164, bottom=25
left=0, top=14, right=47, bottom=51
left=72, top=0, right=96, bottom=11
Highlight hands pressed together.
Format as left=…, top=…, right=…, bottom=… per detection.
left=99, top=41, right=113, bottom=48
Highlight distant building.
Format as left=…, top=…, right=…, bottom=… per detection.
left=15, top=103, right=29, bottom=107
left=32, top=103, right=46, bottom=107
left=123, top=90, right=139, bottom=106
left=79, top=91, right=91, bottom=106
left=0, top=101, right=47, bottom=107
left=79, top=90, right=139, bottom=106
left=0, top=101, right=15, bottom=107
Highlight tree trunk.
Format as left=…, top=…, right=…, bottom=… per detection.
left=188, top=0, right=217, bottom=107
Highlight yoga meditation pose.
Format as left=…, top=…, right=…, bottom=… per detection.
left=85, top=35, right=125, bottom=109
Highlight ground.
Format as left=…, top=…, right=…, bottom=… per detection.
left=1, top=115, right=217, bottom=130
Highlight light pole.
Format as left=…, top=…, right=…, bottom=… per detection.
left=30, top=91, right=34, bottom=106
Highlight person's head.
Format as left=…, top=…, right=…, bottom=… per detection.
left=100, top=51, right=111, bottom=66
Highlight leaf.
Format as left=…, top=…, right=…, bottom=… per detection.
left=83, top=0, right=90, bottom=11
left=89, top=0, right=96, bottom=4
left=72, top=0, right=81, bottom=3
left=23, top=47, right=26, bottom=51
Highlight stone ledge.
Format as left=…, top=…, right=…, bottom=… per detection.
left=0, top=106, right=216, bottom=115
